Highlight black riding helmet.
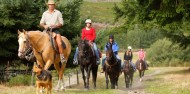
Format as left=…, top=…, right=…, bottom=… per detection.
left=109, top=34, right=114, bottom=39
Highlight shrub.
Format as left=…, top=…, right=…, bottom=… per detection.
left=147, top=38, right=190, bottom=67
left=7, top=74, right=31, bottom=86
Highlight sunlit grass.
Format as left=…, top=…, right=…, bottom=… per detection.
left=145, top=67, right=190, bottom=94
left=80, top=1, right=121, bottom=23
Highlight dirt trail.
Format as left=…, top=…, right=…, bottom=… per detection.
left=119, top=69, right=161, bottom=94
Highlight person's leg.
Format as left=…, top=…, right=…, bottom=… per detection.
left=55, top=34, right=66, bottom=64
left=101, top=56, right=106, bottom=73
left=73, top=47, right=78, bottom=65
left=144, top=60, right=148, bottom=70
left=130, top=61, right=136, bottom=71
left=93, top=43, right=100, bottom=65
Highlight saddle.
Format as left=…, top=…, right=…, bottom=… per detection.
left=46, top=30, right=66, bottom=53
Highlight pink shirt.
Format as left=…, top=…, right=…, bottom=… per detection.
left=138, top=50, right=145, bottom=60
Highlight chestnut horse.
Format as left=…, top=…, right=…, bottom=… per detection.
left=18, top=30, right=71, bottom=91
left=123, top=60, right=134, bottom=88
left=104, top=44, right=120, bottom=89
left=78, top=39, right=98, bottom=89
left=136, top=59, right=145, bottom=82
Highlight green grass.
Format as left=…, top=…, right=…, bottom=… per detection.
left=80, top=1, right=121, bottom=23
left=145, top=67, right=190, bottom=94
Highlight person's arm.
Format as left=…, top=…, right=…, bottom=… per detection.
left=91, top=28, right=96, bottom=42
left=81, top=29, right=85, bottom=40
left=40, top=13, right=49, bottom=29
left=56, top=11, right=63, bottom=28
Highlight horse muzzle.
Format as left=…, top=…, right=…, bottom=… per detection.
left=18, top=51, right=25, bottom=59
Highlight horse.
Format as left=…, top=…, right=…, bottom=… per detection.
left=104, top=44, right=120, bottom=89
left=78, top=39, right=98, bottom=89
left=18, top=30, right=71, bottom=91
left=123, top=60, right=134, bottom=88
left=136, top=59, right=145, bottom=82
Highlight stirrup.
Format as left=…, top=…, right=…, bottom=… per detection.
left=73, top=59, right=78, bottom=65
left=96, top=60, right=100, bottom=65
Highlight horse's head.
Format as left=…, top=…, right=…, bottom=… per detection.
left=78, top=39, right=90, bottom=58
left=17, top=30, right=30, bottom=59
left=106, top=44, right=114, bottom=62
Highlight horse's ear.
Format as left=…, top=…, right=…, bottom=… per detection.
left=22, top=29, right=27, bottom=34
left=17, top=30, right=21, bottom=34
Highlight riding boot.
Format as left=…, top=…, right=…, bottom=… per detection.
left=60, top=54, right=66, bottom=64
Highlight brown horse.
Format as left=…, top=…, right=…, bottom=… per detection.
left=18, top=30, right=71, bottom=91
left=104, top=44, right=120, bottom=89
left=123, top=60, right=134, bottom=88
left=136, top=59, right=145, bottom=82
left=78, top=39, right=98, bottom=90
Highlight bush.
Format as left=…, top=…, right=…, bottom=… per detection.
left=7, top=75, right=31, bottom=86
left=147, top=38, right=190, bottom=67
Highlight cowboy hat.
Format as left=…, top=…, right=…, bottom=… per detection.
left=47, top=0, right=55, bottom=5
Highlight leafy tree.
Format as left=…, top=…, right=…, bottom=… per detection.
left=114, top=0, right=190, bottom=47
left=0, top=0, right=83, bottom=67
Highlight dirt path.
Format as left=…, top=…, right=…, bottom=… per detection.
left=118, top=69, right=161, bottom=94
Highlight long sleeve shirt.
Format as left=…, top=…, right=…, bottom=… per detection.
left=81, top=28, right=96, bottom=42
left=104, top=42, right=119, bottom=55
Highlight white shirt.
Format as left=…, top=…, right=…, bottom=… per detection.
left=40, top=9, right=64, bottom=26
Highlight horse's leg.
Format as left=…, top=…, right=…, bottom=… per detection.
left=58, top=63, right=66, bottom=91
left=91, top=65, right=98, bottom=89
left=115, top=76, right=119, bottom=89
left=80, top=65, right=86, bottom=88
left=139, top=71, right=142, bottom=82
left=126, top=74, right=130, bottom=88
left=53, top=61, right=61, bottom=91
left=110, top=78, right=115, bottom=89
left=86, top=64, right=92, bottom=89
left=105, top=72, right=109, bottom=89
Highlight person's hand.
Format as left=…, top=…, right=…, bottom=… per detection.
left=50, top=24, right=57, bottom=29
left=44, top=25, right=49, bottom=29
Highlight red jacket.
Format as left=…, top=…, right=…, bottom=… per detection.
left=81, top=27, right=96, bottom=42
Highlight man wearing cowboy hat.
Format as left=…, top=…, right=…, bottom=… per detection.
left=40, top=0, right=66, bottom=63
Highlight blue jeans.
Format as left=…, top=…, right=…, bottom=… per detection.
left=101, top=55, right=121, bottom=67
left=74, top=43, right=100, bottom=61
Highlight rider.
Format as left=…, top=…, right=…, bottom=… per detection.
left=100, top=34, right=121, bottom=73
left=73, top=19, right=100, bottom=65
left=40, top=0, right=66, bottom=64
left=136, top=47, right=148, bottom=70
left=123, top=46, right=136, bottom=71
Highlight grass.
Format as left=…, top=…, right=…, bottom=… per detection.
left=80, top=1, right=121, bottom=23
left=145, top=67, right=190, bottom=94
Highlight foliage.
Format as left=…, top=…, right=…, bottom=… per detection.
left=113, top=0, right=190, bottom=47
left=7, top=75, right=31, bottom=86
left=0, top=0, right=83, bottom=67
left=147, top=38, right=190, bottom=67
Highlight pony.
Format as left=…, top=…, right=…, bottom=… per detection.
left=123, top=60, right=134, bottom=88
left=104, top=44, right=120, bottom=89
left=77, top=39, right=98, bottom=89
left=18, top=30, right=71, bottom=91
left=136, top=59, right=145, bottom=82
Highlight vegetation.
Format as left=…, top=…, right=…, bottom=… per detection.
left=0, top=0, right=83, bottom=67
left=147, top=38, right=190, bottom=67
left=7, top=75, right=31, bottom=86
left=145, top=67, right=190, bottom=94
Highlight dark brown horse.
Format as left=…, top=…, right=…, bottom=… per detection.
left=104, top=44, right=120, bottom=89
left=123, top=60, right=134, bottom=88
left=18, top=30, right=71, bottom=91
left=136, top=59, right=145, bottom=82
left=78, top=39, right=98, bottom=89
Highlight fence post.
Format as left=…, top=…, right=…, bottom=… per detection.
left=76, top=70, right=79, bottom=85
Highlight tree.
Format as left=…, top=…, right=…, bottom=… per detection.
left=0, top=0, right=83, bottom=66
left=114, top=0, right=190, bottom=47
